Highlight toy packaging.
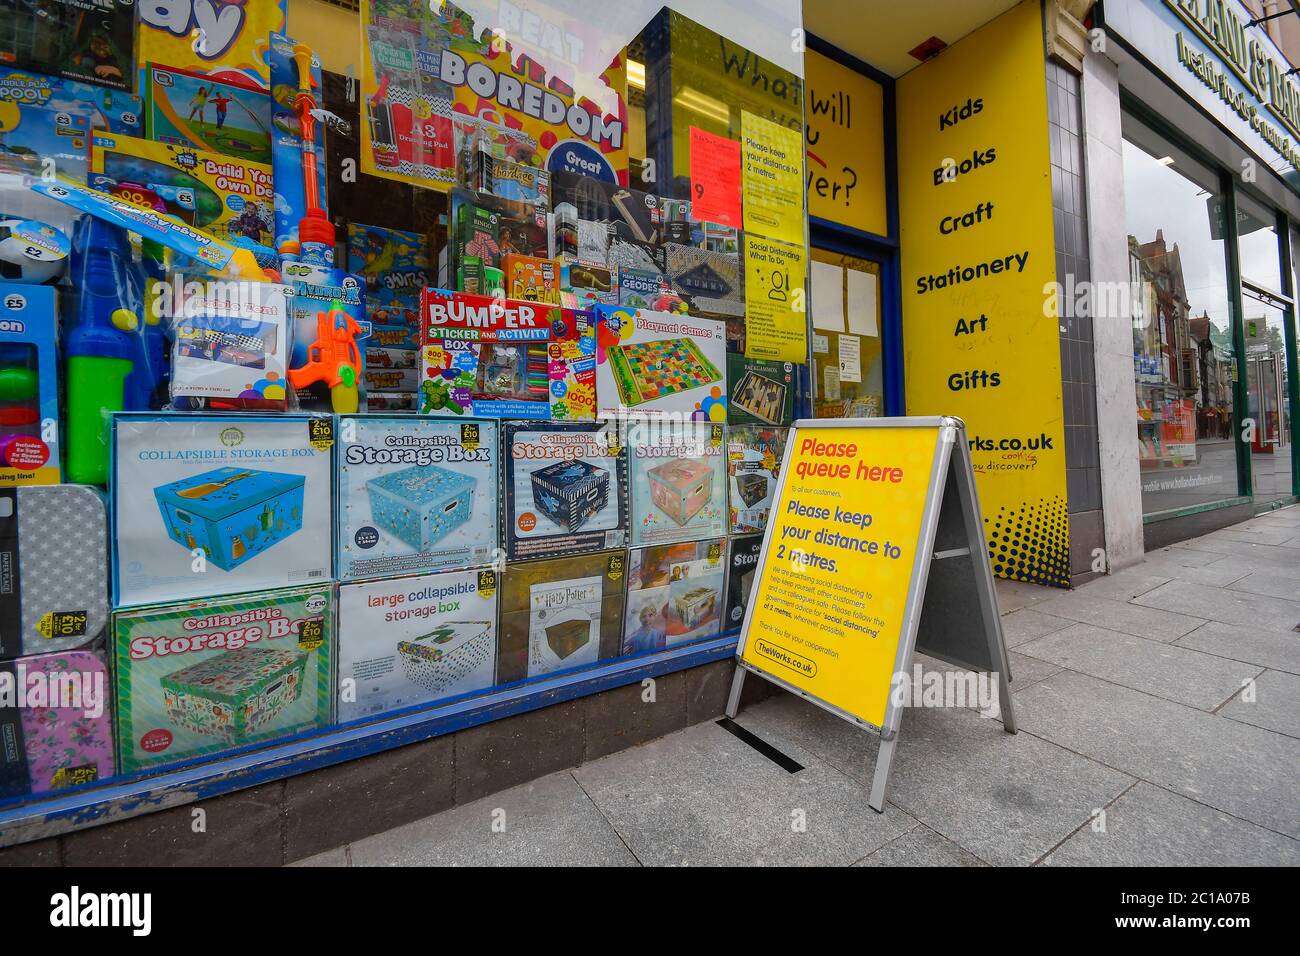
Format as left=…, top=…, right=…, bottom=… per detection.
left=112, top=584, right=333, bottom=774
left=0, top=69, right=143, bottom=135
left=0, top=649, right=114, bottom=798
left=0, top=486, right=108, bottom=661
left=286, top=273, right=370, bottom=412
left=421, top=288, right=596, bottom=420
left=89, top=133, right=276, bottom=248
left=664, top=243, right=744, bottom=318
left=145, top=64, right=273, bottom=164
left=502, top=420, right=627, bottom=561
left=727, top=425, right=788, bottom=534
left=502, top=254, right=561, bottom=304
left=0, top=100, right=91, bottom=182
left=498, top=551, right=627, bottom=683
left=138, top=1, right=287, bottom=94
left=0, top=283, right=60, bottom=485
left=728, top=355, right=795, bottom=425
left=336, top=568, right=499, bottom=722
left=595, top=305, right=728, bottom=421
left=347, top=223, right=430, bottom=304
left=628, top=421, right=727, bottom=547
left=111, top=414, right=334, bottom=608
left=724, top=533, right=763, bottom=633
left=623, top=538, right=726, bottom=655
left=267, top=33, right=328, bottom=258
left=560, top=262, right=617, bottom=311
left=0, top=0, right=135, bottom=91
left=336, top=416, right=498, bottom=581
left=170, top=280, right=291, bottom=411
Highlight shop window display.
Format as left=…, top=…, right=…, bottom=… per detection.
left=0, top=0, right=807, bottom=816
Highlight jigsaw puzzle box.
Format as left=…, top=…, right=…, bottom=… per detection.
left=336, top=417, right=498, bottom=581
left=623, top=538, right=726, bottom=655
left=336, top=568, right=500, bottom=722
left=498, top=551, right=627, bottom=683
left=113, top=584, right=333, bottom=774
left=628, top=421, right=727, bottom=548
left=594, top=305, right=727, bottom=421
left=502, top=421, right=627, bottom=561
left=727, top=425, right=788, bottom=534
left=111, top=414, right=333, bottom=608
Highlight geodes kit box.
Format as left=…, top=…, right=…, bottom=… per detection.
left=502, top=421, right=627, bottom=561
left=623, top=538, right=726, bottom=655
left=336, top=568, right=499, bottom=722
left=113, top=584, right=333, bottom=774
left=336, top=416, right=498, bottom=581
left=498, top=550, right=626, bottom=683
left=628, top=421, right=726, bottom=547
left=111, top=414, right=334, bottom=608
left=727, top=425, right=788, bottom=534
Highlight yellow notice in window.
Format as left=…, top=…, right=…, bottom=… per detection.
left=744, top=234, right=807, bottom=363
left=741, top=111, right=805, bottom=246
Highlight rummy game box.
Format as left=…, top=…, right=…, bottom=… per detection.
left=727, top=355, right=795, bottom=425
left=623, top=538, right=726, bottom=654
left=502, top=421, right=627, bottom=561
left=724, top=533, right=763, bottom=633
left=113, top=584, right=333, bottom=773
left=727, top=425, right=788, bottom=534
left=336, top=417, right=498, bottom=581
left=335, top=569, right=499, bottom=721
left=595, top=305, right=727, bottom=420
left=497, top=551, right=627, bottom=683
left=111, top=414, right=333, bottom=608
left=628, top=421, right=727, bottom=547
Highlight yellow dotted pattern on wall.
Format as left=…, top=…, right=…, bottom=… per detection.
left=986, top=497, right=1070, bottom=588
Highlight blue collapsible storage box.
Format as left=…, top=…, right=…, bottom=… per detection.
left=365, top=465, right=476, bottom=552
left=154, top=467, right=306, bottom=572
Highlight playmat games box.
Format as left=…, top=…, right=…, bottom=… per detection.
left=594, top=305, right=727, bottom=421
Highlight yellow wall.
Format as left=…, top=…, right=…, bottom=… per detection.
left=288, top=0, right=362, bottom=75
left=804, top=50, right=887, bottom=236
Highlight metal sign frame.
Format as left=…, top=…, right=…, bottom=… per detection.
left=726, top=416, right=1016, bottom=812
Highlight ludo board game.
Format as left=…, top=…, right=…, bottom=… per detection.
left=623, top=538, right=726, bottom=655
left=595, top=305, right=727, bottom=420
left=628, top=421, right=727, bottom=548
left=727, top=425, right=788, bottom=534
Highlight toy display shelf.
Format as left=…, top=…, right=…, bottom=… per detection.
left=0, top=634, right=737, bottom=847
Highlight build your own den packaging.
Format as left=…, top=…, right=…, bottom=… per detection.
left=110, top=414, right=334, bottom=608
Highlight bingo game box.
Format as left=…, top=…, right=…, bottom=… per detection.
left=0, top=649, right=115, bottom=799
left=727, top=425, right=788, bottom=534
left=336, top=569, right=499, bottom=721
left=724, top=533, right=763, bottom=631
left=595, top=305, right=727, bottom=420
left=336, top=417, right=497, bottom=581
left=0, top=485, right=108, bottom=661
left=727, top=355, right=794, bottom=425
left=628, top=421, right=727, bottom=547
left=111, top=415, right=333, bottom=608
left=503, top=421, right=627, bottom=561
left=498, top=551, right=627, bottom=683
left=623, top=538, right=726, bottom=654
left=113, top=585, right=333, bottom=773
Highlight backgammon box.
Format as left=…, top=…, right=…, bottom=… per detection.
left=727, top=355, right=795, bottom=425
left=628, top=420, right=727, bottom=547
left=623, top=538, right=726, bottom=654
left=727, top=425, right=788, bottom=534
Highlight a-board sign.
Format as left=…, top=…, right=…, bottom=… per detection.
left=728, top=417, right=1016, bottom=810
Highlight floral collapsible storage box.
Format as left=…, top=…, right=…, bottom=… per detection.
left=647, top=459, right=715, bottom=526
left=397, top=621, right=494, bottom=695
left=153, top=467, right=305, bottom=572
left=529, top=459, right=610, bottom=533
left=159, top=646, right=308, bottom=741
left=366, top=464, right=477, bottom=552
left=673, top=586, right=717, bottom=630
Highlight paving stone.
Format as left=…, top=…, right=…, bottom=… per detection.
left=1227, top=570, right=1300, bottom=602
left=996, top=579, right=1058, bottom=613
left=1000, top=608, right=1074, bottom=648
left=1218, top=670, right=1300, bottom=739
left=1007, top=651, right=1062, bottom=692
left=1017, top=623, right=1260, bottom=710
left=855, top=825, right=988, bottom=867
left=289, top=847, right=348, bottom=867
left=1028, top=593, right=1203, bottom=642
left=349, top=772, right=637, bottom=866
left=1175, top=622, right=1300, bottom=676
left=1125, top=556, right=1249, bottom=588
left=1213, top=526, right=1298, bottom=546
left=1133, top=579, right=1300, bottom=634
left=1147, top=546, right=1230, bottom=567
left=574, top=719, right=916, bottom=866
left=1015, top=670, right=1300, bottom=838
left=1167, top=538, right=1300, bottom=570
left=1042, top=783, right=1300, bottom=866
left=738, top=695, right=1133, bottom=866
left=1074, top=569, right=1171, bottom=602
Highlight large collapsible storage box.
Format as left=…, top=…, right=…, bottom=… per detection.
left=647, top=459, right=714, bottom=526
left=529, top=459, right=610, bottom=533
left=397, top=621, right=495, bottom=696
left=366, top=464, right=476, bottom=552
left=153, top=467, right=305, bottom=572
left=159, top=646, right=309, bottom=741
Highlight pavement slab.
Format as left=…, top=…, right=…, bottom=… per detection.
left=1217, top=670, right=1300, bottom=739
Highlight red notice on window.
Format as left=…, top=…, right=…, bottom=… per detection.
left=689, top=127, right=743, bottom=228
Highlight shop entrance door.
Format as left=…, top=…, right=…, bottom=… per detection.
left=1242, top=285, right=1294, bottom=500
left=808, top=246, right=888, bottom=418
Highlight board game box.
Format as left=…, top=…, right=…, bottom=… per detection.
left=336, top=416, right=497, bottom=581
left=503, top=421, right=627, bottom=561
left=595, top=305, right=728, bottom=420
left=335, top=568, right=499, bottom=722
left=0, top=649, right=114, bottom=798
left=113, top=584, right=333, bottom=773
left=145, top=64, right=272, bottom=164
left=724, top=533, right=763, bottom=633
left=623, top=538, right=726, bottom=654
left=727, top=425, right=788, bottom=534
left=498, top=551, right=627, bottom=683
left=111, top=414, right=333, bottom=608
left=628, top=421, right=727, bottom=547
left=728, top=355, right=795, bottom=425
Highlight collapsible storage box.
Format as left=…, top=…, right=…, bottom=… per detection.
left=674, top=586, right=718, bottom=630
left=529, top=460, right=609, bottom=533
left=160, top=646, right=308, bottom=741
left=365, top=464, right=476, bottom=552
left=153, top=467, right=305, bottom=573
left=647, top=459, right=714, bottom=526
left=398, top=622, right=494, bottom=696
